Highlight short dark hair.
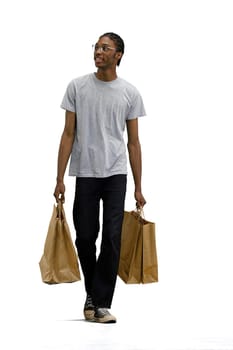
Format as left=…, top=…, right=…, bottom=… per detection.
left=99, top=32, right=124, bottom=66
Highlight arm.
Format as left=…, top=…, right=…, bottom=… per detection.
left=53, top=110, right=76, bottom=202
left=126, top=118, right=146, bottom=208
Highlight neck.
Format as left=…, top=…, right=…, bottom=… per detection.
left=95, top=68, right=117, bottom=82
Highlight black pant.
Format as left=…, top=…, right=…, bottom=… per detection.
left=73, top=175, right=127, bottom=308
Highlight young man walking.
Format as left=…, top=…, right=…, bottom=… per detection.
left=54, top=32, right=146, bottom=323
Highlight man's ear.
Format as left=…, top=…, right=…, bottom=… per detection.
left=115, top=52, right=123, bottom=61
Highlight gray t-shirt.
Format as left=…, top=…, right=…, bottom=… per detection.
left=61, top=73, right=146, bottom=177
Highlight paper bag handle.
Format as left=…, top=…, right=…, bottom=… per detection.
left=57, top=200, right=63, bottom=220
left=136, top=207, right=145, bottom=219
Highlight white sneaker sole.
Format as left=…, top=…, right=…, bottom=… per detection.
left=94, top=315, right=117, bottom=323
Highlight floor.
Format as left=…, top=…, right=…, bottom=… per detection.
left=2, top=273, right=233, bottom=350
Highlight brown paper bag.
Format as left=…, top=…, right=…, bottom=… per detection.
left=39, top=201, right=81, bottom=284
left=141, top=214, right=158, bottom=283
left=118, top=211, right=142, bottom=283
left=118, top=210, right=158, bottom=284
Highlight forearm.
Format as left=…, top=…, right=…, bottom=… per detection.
left=56, top=132, right=74, bottom=182
left=127, top=140, right=142, bottom=192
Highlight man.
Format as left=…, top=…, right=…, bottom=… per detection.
left=54, top=32, right=146, bottom=323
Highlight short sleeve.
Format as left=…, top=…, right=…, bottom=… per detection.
left=60, top=80, right=76, bottom=113
left=126, top=90, right=146, bottom=120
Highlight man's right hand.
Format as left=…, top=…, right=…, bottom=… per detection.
left=53, top=181, right=65, bottom=203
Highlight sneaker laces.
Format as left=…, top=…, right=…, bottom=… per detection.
left=85, top=295, right=94, bottom=308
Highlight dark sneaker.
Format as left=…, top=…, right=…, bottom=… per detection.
left=94, top=308, right=117, bottom=323
left=83, top=294, right=95, bottom=321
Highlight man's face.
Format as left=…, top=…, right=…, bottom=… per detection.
left=93, top=36, right=121, bottom=68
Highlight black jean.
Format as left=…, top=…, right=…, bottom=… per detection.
left=73, top=175, right=127, bottom=308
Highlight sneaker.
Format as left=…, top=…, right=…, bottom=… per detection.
left=94, top=308, right=117, bottom=323
left=83, top=294, right=95, bottom=321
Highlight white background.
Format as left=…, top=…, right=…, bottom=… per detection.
left=1, top=0, right=233, bottom=349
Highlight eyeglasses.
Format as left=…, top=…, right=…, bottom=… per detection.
left=92, top=44, right=116, bottom=53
